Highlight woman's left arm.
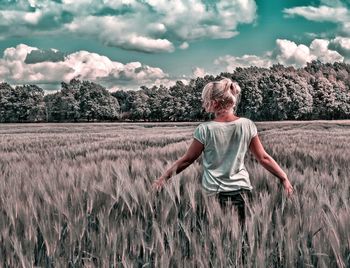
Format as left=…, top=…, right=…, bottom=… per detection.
left=152, top=139, right=204, bottom=191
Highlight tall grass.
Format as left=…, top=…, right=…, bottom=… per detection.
left=0, top=120, right=349, bottom=267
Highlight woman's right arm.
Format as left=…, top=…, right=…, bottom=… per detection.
left=249, top=135, right=294, bottom=196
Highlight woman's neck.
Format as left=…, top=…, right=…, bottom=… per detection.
left=213, top=110, right=239, bottom=122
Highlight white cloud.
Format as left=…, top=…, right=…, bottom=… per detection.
left=333, top=36, right=350, bottom=49
left=0, top=10, right=43, bottom=26
left=153, top=77, right=189, bottom=89
left=3, top=44, right=37, bottom=62
left=147, top=23, right=167, bottom=35
left=66, top=16, right=174, bottom=53
left=0, top=0, right=257, bottom=53
left=214, top=38, right=344, bottom=71
left=192, top=67, right=207, bottom=78
left=309, top=39, right=344, bottom=63
left=283, top=3, right=350, bottom=35
left=145, top=0, right=256, bottom=41
left=214, top=54, right=273, bottom=72
left=179, top=42, right=189, bottom=50
left=283, top=6, right=347, bottom=22
left=24, top=9, right=43, bottom=24
left=276, top=39, right=317, bottom=66
left=331, top=36, right=350, bottom=53
left=126, top=35, right=174, bottom=53
left=276, top=39, right=343, bottom=66
left=0, top=44, right=175, bottom=91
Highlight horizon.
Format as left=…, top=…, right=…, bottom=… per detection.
left=1, top=0, right=350, bottom=94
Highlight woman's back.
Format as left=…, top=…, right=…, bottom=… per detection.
left=193, top=117, right=257, bottom=196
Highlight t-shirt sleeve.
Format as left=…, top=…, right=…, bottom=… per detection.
left=193, top=124, right=206, bottom=145
left=249, top=120, right=258, bottom=142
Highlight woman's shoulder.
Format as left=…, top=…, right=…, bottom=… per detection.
left=195, top=121, right=212, bottom=128
left=239, top=117, right=256, bottom=125
left=226, top=117, right=250, bottom=126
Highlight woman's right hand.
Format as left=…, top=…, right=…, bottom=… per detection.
left=282, top=178, right=294, bottom=197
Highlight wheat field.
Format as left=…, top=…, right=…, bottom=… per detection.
left=0, top=120, right=349, bottom=267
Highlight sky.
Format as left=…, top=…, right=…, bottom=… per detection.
left=1, top=0, right=350, bottom=94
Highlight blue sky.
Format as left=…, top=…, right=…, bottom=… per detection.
left=0, top=0, right=349, bottom=93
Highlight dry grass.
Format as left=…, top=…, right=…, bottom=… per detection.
left=0, top=120, right=349, bottom=267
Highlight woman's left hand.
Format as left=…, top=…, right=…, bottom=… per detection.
left=282, top=178, right=294, bottom=198
left=152, top=177, right=166, bottom=192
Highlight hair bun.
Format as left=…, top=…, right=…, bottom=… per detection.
left=202, top=78, right=241, bottom=113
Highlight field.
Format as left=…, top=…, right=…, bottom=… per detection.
left=0, top=120, right=349, bottom=267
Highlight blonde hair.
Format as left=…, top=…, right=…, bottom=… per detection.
left=201, top=78, right=241, bottom=113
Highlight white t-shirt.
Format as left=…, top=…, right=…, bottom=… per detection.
left=193, top=117, right=258, bottom=197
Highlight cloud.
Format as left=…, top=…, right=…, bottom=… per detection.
left=66, top=16, right=175, bottom=53
left=215, top=38, right=344, bottom=71
left=283, top=6, right=347, bottom=23
left=283, top=3, right=350, bottom=36
left=192, top=67, right=207, bottom=78
left=214, top=54, right=273, bottom=72
left=0, top=44, right=177, bottom=91
left=0, top=10, right=43, bottom=26
left=276, top=39, right=343, bottom=66
left=179, top=42, right=189, bottom=50
left=329, top=36, right=350, bottom=57
left=125, top=35, right=174, bottom=53
left=275, top=39, right=316, bottom=66
left=309, top=39, right=344, bottom=63
left=0, top=0, right=257, bottom=53
left=332, top=36, right=350, bottom=51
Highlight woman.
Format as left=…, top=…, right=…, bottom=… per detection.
left=152, top=77, right=294, bottom=230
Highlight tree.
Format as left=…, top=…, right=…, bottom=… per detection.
left=232, top=67, right=267, bottom=120
left=0, top=83, right=45, bottom=122
left=311, top=77, right=337, bottom=119
left=44, top=79, right=120, bottom=122
left=256, top=69, right=314, bottom=120
left=77, top=80, right=120, bottom=121
left=0, top=83, right=14, bottom=123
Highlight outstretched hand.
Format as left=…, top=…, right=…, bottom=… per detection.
left=282, top=179, right=294, bottom=198
left=152, top=177, right=166, bottom=192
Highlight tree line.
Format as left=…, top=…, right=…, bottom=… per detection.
left=1, top=60, right=349, bottom=123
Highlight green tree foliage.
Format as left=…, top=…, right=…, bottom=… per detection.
left=111, top=89, right=132, bottom=119
left=311, top=77, right=337, bottom=119
left=0, top=83, right=14, bottom=122
left=258, top=69, right=313, bottom=120
left=44, top=81, right=80, bottom=122
left=77, top=80, right=120, bottom=121
left=44, top=79, right=120, bottom=122
left=332, top=80, right=350, bottom=118
left=0, top=83, right=45, bottom=122
left=232, top=67, right=266, bottom=120
left=144, top=85, right=164, bottom=121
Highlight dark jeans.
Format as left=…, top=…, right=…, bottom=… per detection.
left=216, top=189, right=252, bottom=230
left=216, top=189, right=252, bottom=266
